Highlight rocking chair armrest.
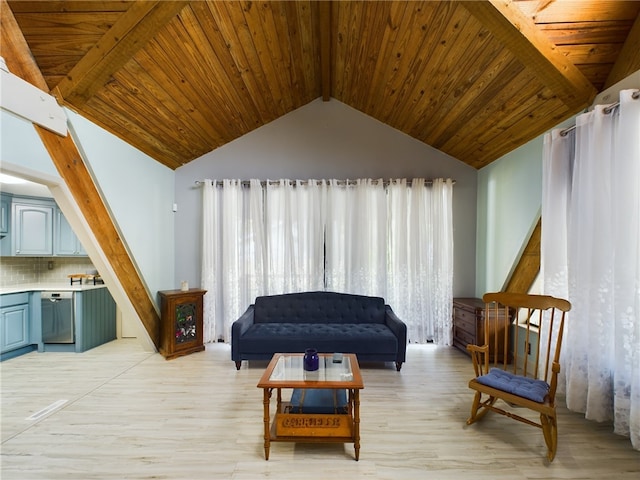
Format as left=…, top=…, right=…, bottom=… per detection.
left=467, top=344, right=489, bottom=377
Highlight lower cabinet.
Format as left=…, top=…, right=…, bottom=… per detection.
left=1, top=288, right=117, bottom=359
left=0, top=293, right=31, bottom=358
left=74, top=288, right=116, bottom=352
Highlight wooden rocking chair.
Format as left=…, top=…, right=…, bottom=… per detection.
left=466, top=292, right=571, bottom=462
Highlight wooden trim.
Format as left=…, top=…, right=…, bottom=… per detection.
left=319, top=0, right=332, bottom=101
left=604, top=12, right=640, bottom=90
left=54, top=1, right=188, bottom=107
left=461, top=0, right=597, bottom=111
left=1, top=0, right=161, bottom=348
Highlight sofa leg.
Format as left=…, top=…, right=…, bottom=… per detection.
left=395, top=362, right=402, bottom=372
left=235, top=361, right=242, bottom=370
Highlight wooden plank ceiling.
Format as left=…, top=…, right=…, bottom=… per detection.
left=6, top=0, right=640, bottom=171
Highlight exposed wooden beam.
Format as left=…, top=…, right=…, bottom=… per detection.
left=504, top=218, right=541, bottom=294
left=1, top=0, right=161, bottom=349
left=319, top=0, right=332, bottom=101
left=604, top=11, right=640, bottom=90
left=461, top=0, right=597, bottom=111
left=54, top=1, right=188, bottom=107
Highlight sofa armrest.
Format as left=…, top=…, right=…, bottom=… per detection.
left=385, top=305, right=407, bottom=362
left=231, top=304, right=255, bottom=361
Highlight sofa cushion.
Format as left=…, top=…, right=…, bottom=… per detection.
left=254, top=291, right=386, bottom=324
left=240, top=323, right=397, bottom=355
left=476, top=368, right=550, bottom=403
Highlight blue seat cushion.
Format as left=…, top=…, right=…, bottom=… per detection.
left=476, top=368, right=550, bottom=403
left=289, top=389, right=348, bottom=414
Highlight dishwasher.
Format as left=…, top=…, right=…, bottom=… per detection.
left=41, top=292, right=75, bottom=343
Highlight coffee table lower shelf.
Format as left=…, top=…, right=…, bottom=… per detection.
left=263, top=396, right=361, bottom=460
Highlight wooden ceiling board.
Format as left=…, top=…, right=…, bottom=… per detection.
left=9, top=13, right=119, bottom=35
left=539, top=20, right=635, bottom=45
left=513, top=0, right=640, bottom=90
left=514, top=0, right=640, bottom=23
left=206, top=0, right=281, bottom=124
left=355, top=1, right=418, bottom=116
left=6, top=1, right=134, bottom=14
left=604, top=12, right=640, bottom=88
left=6, top=0, right=639, bottom=171
left=391, top=4, right=478, bottom=134
left=401, top=9, right=496, bottom=140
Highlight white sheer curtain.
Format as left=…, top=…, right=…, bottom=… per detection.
left=387, top=178, right=454, bottom=344
left=202, top=177, right=454, bottom=346
left=542, top=90, right=640, bottom=450
left=201, top=179, right=265, bottom=343
left=325, top=179, right=387, bottom=296
left=264, top=180, right=326, bottom=293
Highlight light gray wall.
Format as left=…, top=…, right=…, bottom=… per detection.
left=66, top=109, right=176, bottom=298
left=175, top=98, right=479, bottom=297
left=1, top=110, right=57, bottom=177
left=475, top=138, right=543, bottom=296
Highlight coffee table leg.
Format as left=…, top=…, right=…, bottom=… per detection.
left=263, top=388, right=271, bottom=460
left=353, top=389, right=360, bottom=461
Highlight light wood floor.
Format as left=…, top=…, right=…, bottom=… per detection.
left=1, top=340, right=638, bottom=479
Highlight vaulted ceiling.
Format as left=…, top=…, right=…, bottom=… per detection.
left=6, top=0, right=640, bottom=170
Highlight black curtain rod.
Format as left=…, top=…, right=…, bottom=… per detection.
left=195, top=178, right=455, bottom=187
left=559, top=89, right=639, bottom=137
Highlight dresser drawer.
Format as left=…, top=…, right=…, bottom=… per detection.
left=453, top=309, right=477, bottom=335
left=454, top=325, right=475, bottom=347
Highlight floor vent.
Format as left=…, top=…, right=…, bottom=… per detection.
left=26, top=399, right=68, bottom=421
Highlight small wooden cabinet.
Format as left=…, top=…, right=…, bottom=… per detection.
left=159, top=289, right=206, bottom=360
left=453, top=297, right=512, bottom=360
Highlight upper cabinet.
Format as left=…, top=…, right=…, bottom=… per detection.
left=13, top=202, right=54, bottom=255
left=0, top=194, right=87, bottom=257
left=54, top=208, right=86, bottom=256
left=0, top=193, right=10, bottom=235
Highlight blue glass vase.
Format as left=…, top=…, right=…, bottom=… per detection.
left=303, top=348, right=319, bottom=371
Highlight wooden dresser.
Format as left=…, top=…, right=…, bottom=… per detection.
left=453, top=297, right=512, bottom=360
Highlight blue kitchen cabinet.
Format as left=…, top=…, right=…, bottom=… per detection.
left=1, top=195, right=86, bottom=257
left=0, top=292, right=34, bottom=360
left=54, top=208, right=86, bottom=256
left=40, top=288, right=116, bottom=353
left=74, top=288, right=117, bottom=352
left=13, top=202, right=54, bottom=255
left=0, top=193, right=9, bottom=235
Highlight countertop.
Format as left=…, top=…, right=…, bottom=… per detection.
left=0, top=283, right=108, bottom=295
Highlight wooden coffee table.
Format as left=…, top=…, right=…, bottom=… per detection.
left=256, top=353, right=364, bottom=460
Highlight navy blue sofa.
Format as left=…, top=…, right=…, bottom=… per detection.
left=231, top=291, right=407, bottom=371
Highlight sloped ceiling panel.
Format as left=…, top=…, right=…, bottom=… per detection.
left=6, top=1, right=640, bottom=170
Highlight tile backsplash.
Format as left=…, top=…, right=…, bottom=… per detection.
left=0, top=257, right=96, bottom=286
